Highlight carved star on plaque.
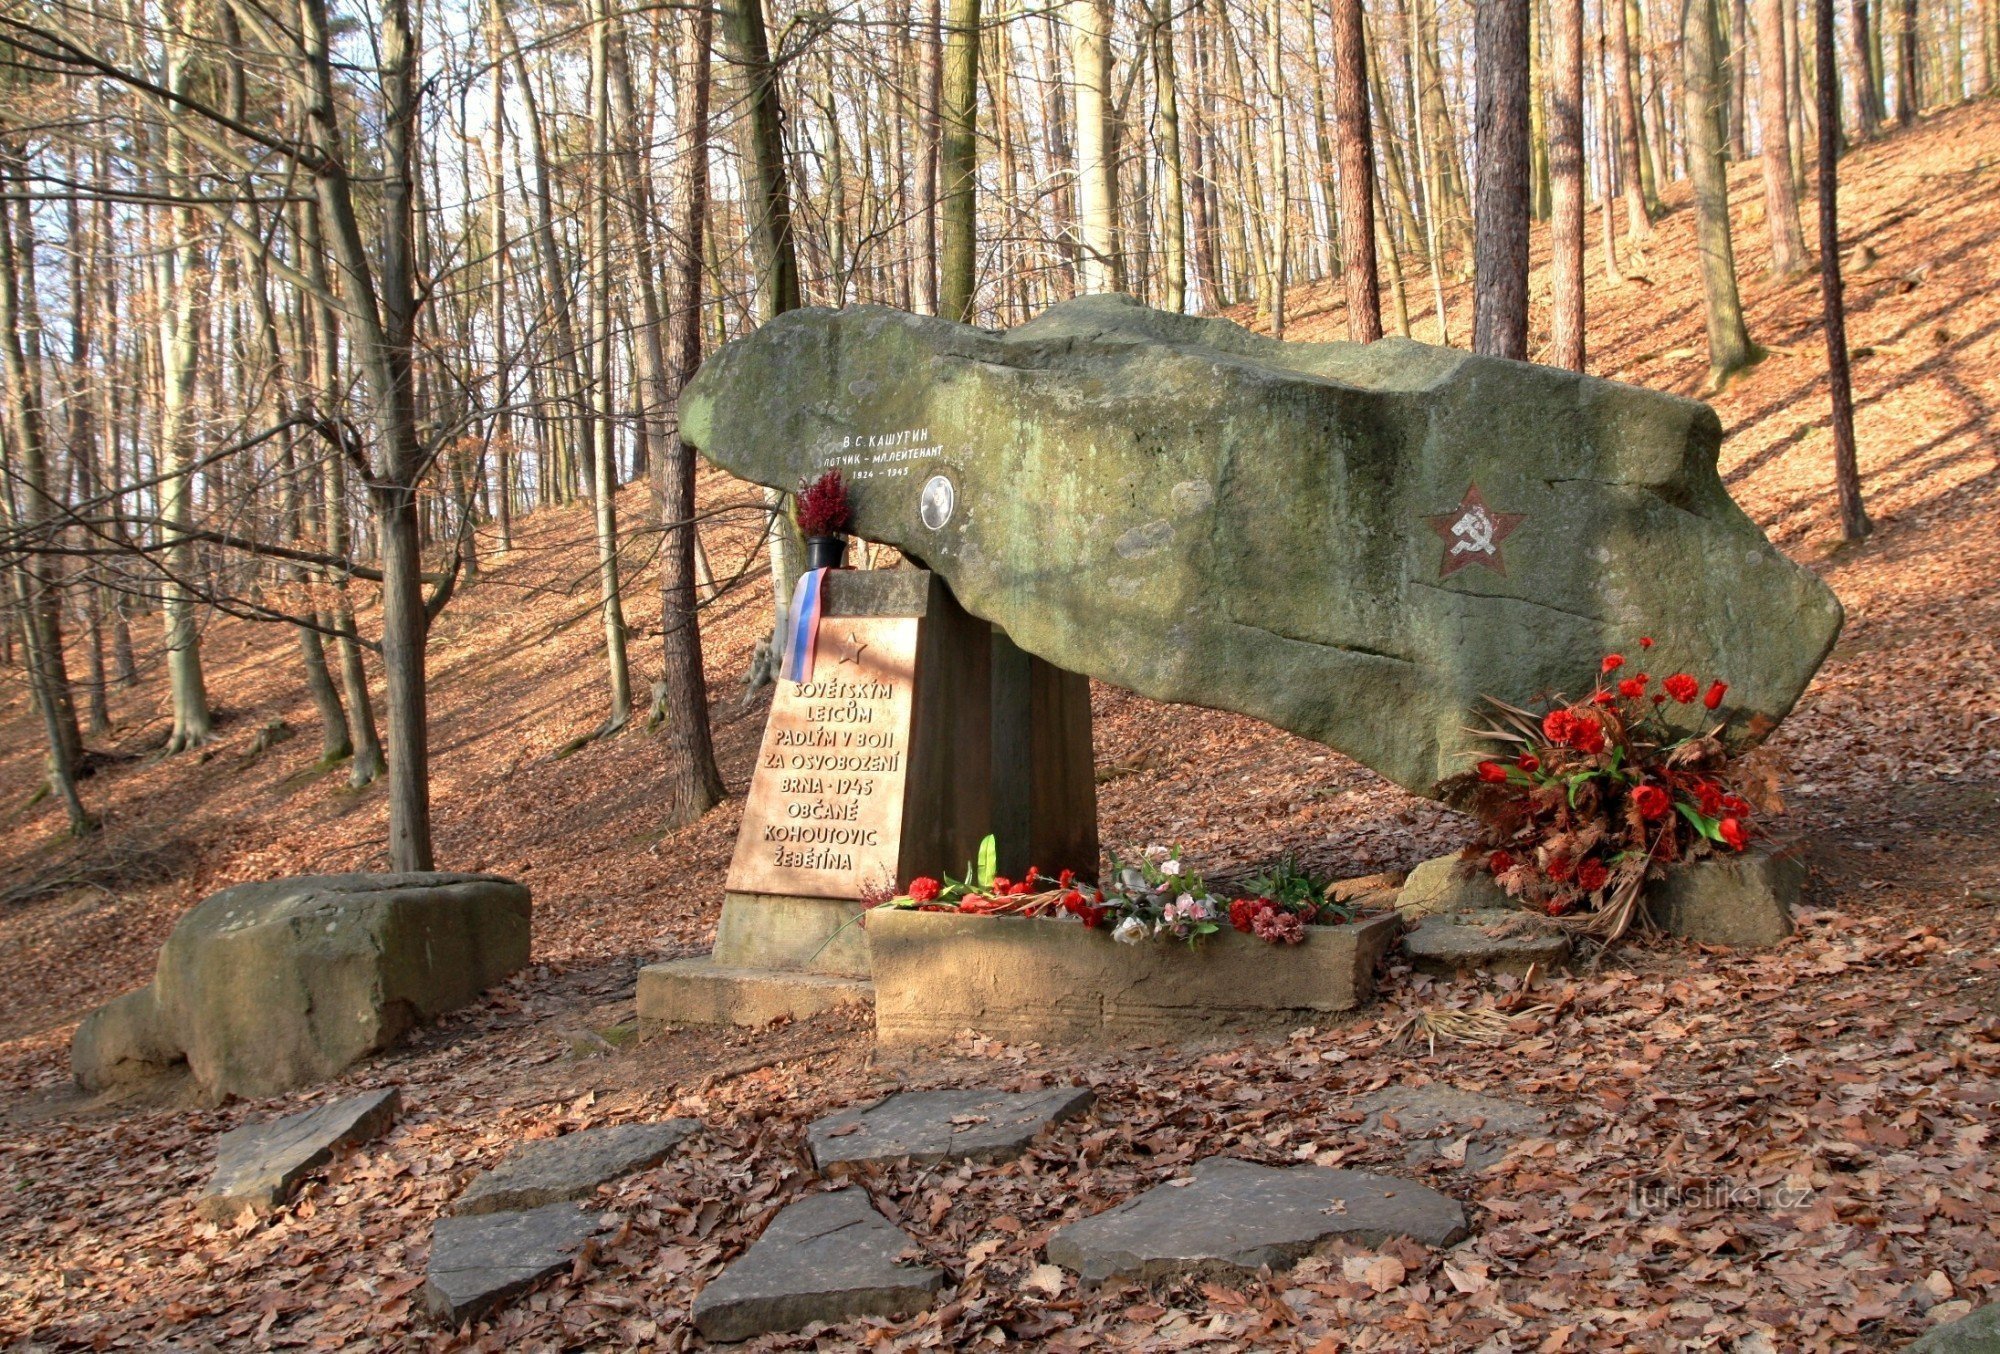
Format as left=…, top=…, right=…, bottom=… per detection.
left=832, top=630, right=870, bottom=669
left=1427, top=483, right=1526, bottom=578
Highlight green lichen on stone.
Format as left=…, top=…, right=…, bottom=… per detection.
left=684, top=295, right=1841, bottom=794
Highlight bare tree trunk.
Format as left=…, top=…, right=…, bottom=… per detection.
left=940, top=0, right=981, bottom=320
left=1760, top=0, right=1812, bottom=271
left=303, top=205, right=385, bottom=788
left=1685, top=0, right=1760, bottom=384
left=654, top=0, right=728, bottom=824
left=1071, top=0, right=1122, bottom=292
left=1730, top=0, right=1752, bottom=154
left=1551, top=0, right=1587, bottom=369
left=1268, top=0, right=1289, bottom=336
left=1613, top=0, right=1657, bottom=234
left=1154, top=0, right=1188, bottom=311
left=1596, top=20, right=1626, bottom=282
left=1816, top=0, right=1870, bottom=538
left=156, top=0, right=214, bottom=753
left=1333, top=0, right=1384, bottom=339
left=0, top=160, right=89, bottom=834
left=588, top=0, right=632, bottom=732
left=1893, top=0, right=1918, bottom=121
left=485, top=0, right=513, bottom=553
left=1474, top=0, right=1532, bottom=358
left=1406, top=0, right=1453, bottom=338
left=919, top=0, right=942, bottom=313
left=1845, top=0, right=1882, bottom=137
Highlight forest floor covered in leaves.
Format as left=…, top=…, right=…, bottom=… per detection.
left=2, top=102, right=1999, bottom=1352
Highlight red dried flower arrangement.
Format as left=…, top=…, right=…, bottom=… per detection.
left=795, top=469, right=852, bottom=537
left=1441, top=641, right=1782, bottom=943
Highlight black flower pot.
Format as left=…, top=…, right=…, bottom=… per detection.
left=805, top=535, right=849, bottom=571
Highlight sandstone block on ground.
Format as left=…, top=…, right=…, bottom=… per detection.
left=1046, top=1156, right=1468, bottom=1283
left=1397, top=856, right=1511, bottom=920
left=72, top=873, right=531, bottom=1100
left=454, top=1120, right=700, bottom=1216
left=869, top=910, right=1402, bottom=1047
left=1646, top=850, right=1803, bottom=947
left=199, top=1087, right=401, bottom=1221
left=808, top=1086, right=1093, bottom=1170
left=684, top=295, right=1840, bottom=795
left=424, top=1202, right=602, bottom=1325
left=1402, top=909, right=1571, bottom=978
left=692, top=1189, right=943, bottom=1342
left=70, top=986, right=180, bottom=1089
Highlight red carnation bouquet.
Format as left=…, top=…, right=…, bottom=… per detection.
left=1440, top=640, right=1783, bottom=943
left=796, top=468, right=852, bottom=537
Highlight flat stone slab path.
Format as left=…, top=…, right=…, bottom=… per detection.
left=198, top=1087, right=401, bottom=1222
left=1402, top=909, right=1571, bottom=978
left=1351, top=1084, right=1548, bottom=1172
left=454, top=1119, right=699, bottom=1215
left=1046, top=1157, right=1468, bottom=1283
left=424, top=1202, right=604, bottom=1325
left=808, top=1086, right=1093, bottom=1170
left=693, top=1188, right=943, bottom=1342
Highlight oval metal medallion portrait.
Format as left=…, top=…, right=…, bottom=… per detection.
left=919, top=473, right=956, bottom=531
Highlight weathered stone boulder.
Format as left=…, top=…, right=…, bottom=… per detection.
left=1397, top=855, right=1512, bottom=919
left=72, top=873, right=531, bottom=1099
left=1646, top=849, right=1803, bottom=947
left=683, top=296, right=1841, bottom=793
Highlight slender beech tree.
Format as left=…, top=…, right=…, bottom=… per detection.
left=1071, top=0, right=1122, bottom=292
left=1611, top=0, right=1656, bottom=235
left=1551, top=0, right=1587, bottom=369
left=940, top=0, right=982, bottom=319
left=1759, top=0, right=1811, bottom=272
left=1684, top=0, right=1760, bottom=385
left=1154, top=0, right=1189, bottom=311
left=1474, top=0, right=1532, bottom=358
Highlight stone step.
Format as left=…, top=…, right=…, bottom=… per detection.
left=424, top=1202, right=604, bottom=1325
left=1046, top=1156, right=1469, bottom=1284
left=808, top=1086, right=1093, bottom=1171
left=1401, top=909, right=1572, bottom=978
left=199, top=1087, right=401, bottom=1222
left=692, top=1189, right=942, bottom=1342
left=1350, top=1084, right=1548, bottom=1172
left=453, top=1119, right=700, bottom=1216
left=636, top=956, right=872, bottom=1029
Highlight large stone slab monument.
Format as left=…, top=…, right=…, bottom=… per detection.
left=680, top=295, right=1841, bottom=795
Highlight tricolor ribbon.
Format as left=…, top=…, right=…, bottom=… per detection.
left=782, top=567, right=829, bottom=684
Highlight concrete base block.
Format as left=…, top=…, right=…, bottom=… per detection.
left=869, top=910, right=1402, bottom=1047
left=713, top=893, right=871, bottom=978
left=637, top=957, right=873, bottom=1029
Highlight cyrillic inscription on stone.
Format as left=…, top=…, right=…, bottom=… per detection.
left=727, top=617, right=918, bottom=900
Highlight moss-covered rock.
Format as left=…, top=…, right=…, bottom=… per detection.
left=684, top=296, right=1841, bottom=794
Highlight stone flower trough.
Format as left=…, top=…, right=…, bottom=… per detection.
left=867, top=908, right=1403, bottom=1046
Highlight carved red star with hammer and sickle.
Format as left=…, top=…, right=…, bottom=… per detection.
left=1426, top=483, right=1526, bottom=578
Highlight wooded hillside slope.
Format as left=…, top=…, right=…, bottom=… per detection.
left=1, top=100, right=1995, bottom=1087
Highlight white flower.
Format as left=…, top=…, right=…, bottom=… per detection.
left=1161, top=860, right=1183, bottom=877
left=1113, top=916, right=1148, bottom=945
left=1176, top=892, right=1195, bottom=909
left=1145, top=844, right=1171, bottom=862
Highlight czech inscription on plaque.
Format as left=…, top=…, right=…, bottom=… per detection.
left=726, top=617, right=919, bottom=900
